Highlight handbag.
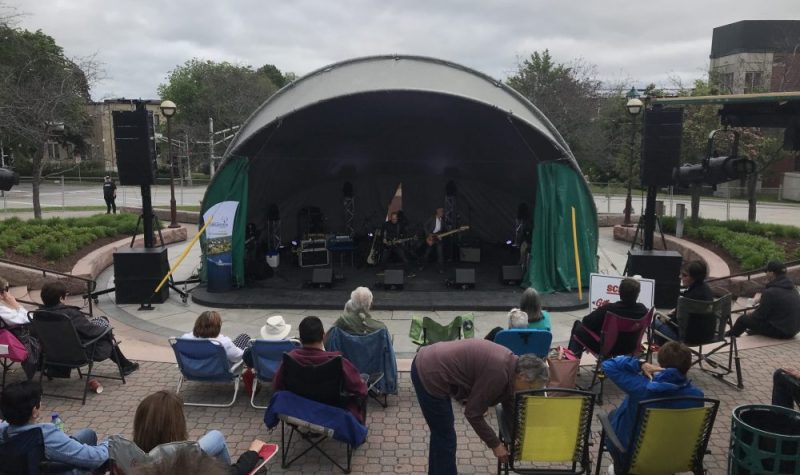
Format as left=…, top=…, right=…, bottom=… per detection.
left=0, top=328, right=29, bottom=362
left=546, top=346, right=579, bottom=391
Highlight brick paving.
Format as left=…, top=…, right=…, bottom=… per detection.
left=3, top=337, right=798, bottom=474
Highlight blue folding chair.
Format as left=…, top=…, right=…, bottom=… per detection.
left=326, top=327, right=398, bottom=407
left=248, top=339, right=299, bottom=409
left=169, top=337, right=244, bottom=407
left=494, top=329, right=553, bottom=357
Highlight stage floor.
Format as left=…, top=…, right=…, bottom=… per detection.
left=193, top=243, right=589, bottom=311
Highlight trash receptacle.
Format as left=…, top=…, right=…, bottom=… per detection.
left=207, top=257, right=233, bottom=293
left=729, top=404, right=800, bottom=474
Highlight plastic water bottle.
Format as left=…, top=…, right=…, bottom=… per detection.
left=51, top=412, right=65, bottom=432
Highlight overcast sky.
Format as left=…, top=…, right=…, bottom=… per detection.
left=5, top=0, right=798, bottom=101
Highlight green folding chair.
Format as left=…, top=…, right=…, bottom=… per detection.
left=409, top=314, right=474, bottom=348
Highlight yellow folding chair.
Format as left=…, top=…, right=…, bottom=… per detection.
left=595, top=396, right=719, bottom=475
left=496, top=388, right=595, bottom=474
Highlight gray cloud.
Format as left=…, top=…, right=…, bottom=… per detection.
left=7, top=0, right=799, bottom=100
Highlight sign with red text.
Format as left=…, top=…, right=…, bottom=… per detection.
left=589, top=273, right=655, bottom=311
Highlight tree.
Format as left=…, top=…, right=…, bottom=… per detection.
left=0, top=24, right=94, bottom=218
left=506, top=50, right=602, bottom=166
left=158, top=59, right=289, bottom=172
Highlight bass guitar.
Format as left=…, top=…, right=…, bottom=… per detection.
left=383, top=236, right=418, bottom=247
left=426, top=225, right=470, bottom=246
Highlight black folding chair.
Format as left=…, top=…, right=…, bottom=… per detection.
left=28, top=309, right=126, bottom=405
left=0, top=427, right=80, bottom=474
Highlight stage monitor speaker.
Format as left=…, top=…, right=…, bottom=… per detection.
left=640, top=107, right=684, bottom=187
left=626, top=249, right=682, bottom=308
left=383, top=269, right=404, bottom=290
left=459, top=247, right=481, bottom=263
left=113, top=247, right=169, bottom=304
left=454, top=268, right=476, bottom=290
left=501, top=265, right=524, bottom=285
left=113, top=105, right=157, bottom=186
left=311, top=268, right=333, bottom=288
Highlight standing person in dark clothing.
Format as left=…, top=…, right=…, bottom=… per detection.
left=411, top=339, right=549, bottom=474
left=381, top=212, right=409, bottom=268
left=653, top=260, right=714, bottom=342
left=729, top=261, right=800, bottom=339
left=568, top=277, right=649, bottom=357
left=40, top=280, right=139, bottom=376
left=420, top=207, right=446, bottom=273
left=102, top=176, right=117, bottom=214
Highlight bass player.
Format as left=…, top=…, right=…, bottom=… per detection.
left=382, top=211, right=410, bottom=268
left=420, top=207, right=447, bottom=273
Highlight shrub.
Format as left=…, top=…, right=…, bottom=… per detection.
left=44, top=242, right=69, bottom=260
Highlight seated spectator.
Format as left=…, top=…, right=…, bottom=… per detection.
left=484, top=308, right=529, bottom=341
left=729, top=261, right=800, bottom=339
left=653, top=260, right=714, bottom=342
left=259, top=315, right=292, bottom=341
left=0, top=276, right=40, bottom=379
left=273, top=316, right=367, bottom=422
left=0, top=381, right=108, bottom=471
left=772, top=368, right=800, bottom=409
left=181, top=311, right=253, bottom=367
left=40, top=280, right=139, bottom=376
left=133, top=390, right=269, bottom=471
left=520, top=287, right=551, bottom=331
left=567, top=278, right=648, bottom=357
left=331, top=286, right=387, bottom=336
left=602, top=341, right=704, bottom=467
left=132, top=448, right=229, bottom=475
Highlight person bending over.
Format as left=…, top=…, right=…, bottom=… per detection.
left=0, top=381, right=109, bottom=471
left=40, top=280, right=138, bottom=376
left=412, top=339, right=549, bottom=474
left=272, top=316, right=367, bottom=422
left=729, top=261, right=800, bottom=339
left=602, top=341, right=704, bottom=468
left=567, top=278, right=648, bottom=357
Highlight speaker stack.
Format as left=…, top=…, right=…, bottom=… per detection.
left=310, top=268, right=333, bottom=288
left=114, top=247, right=170, bottom=304
left=626, top=249, right=682, bottom=308
left=383, top=269, right=405, bottom=290
left=640, top=107, right=684, bottom=187
left=453, top=268, right=476, bottom=290
left=112, top=106, right=157, bottom=186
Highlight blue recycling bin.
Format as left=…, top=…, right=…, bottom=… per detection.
left=207, top=257, right=233, bottom=293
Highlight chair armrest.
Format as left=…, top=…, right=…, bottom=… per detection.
left=79, top=326, right=113, bottom=348
left=231, top=359, right=245, bottom=374
left=596, top=410, right=626, bottom=455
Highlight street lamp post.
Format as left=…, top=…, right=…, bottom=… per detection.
left=624, top=88, right=643, bottom=225
left=160, top=100, right=179, bottom=228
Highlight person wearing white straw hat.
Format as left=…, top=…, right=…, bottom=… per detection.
left=260, top=315, right=292, bottom=341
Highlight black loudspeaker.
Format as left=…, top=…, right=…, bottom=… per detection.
left=454, top=268, right=476, bottom=289
left=501, top=265, right=524, bottom=285
left=459, top=247, right=481, bottom=263
left=113, top=247, right=169, bottom=304
left=640, top=107, right=684, bottom=187
left=626, top=250, right=682, bottom=308
left=113, top=104, right=157, bottom=186
left=311, top=268, right=333, bottom=288
left=383, top=269, right=404, bottom=290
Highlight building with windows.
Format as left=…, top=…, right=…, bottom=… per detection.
left=86, top=99, right=164, bottom=172
left=710, top=20, right=800, bottom=94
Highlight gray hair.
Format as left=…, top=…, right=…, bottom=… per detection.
left=515, top=354, right=549, bottom=385
left=519, top=287, right=543, bottom=322
left=349, top=286, right=373, bottom=313
left=508, top=308, right=529, bottom=329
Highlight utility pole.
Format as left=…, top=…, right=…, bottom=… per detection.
left=185, top=133, right=192, bottom=186
left=209, top=117, right=215, bottom=177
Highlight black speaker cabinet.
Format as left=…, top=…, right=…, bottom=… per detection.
left=311, top=268, right=333, bottom=288
left=114, top=247, right=169, bottom=304
left=384, top=269, right=404, bottom=290
left=501, top=265, right=524, bottom=285
left=113, top=105, right=157, bottom=186
left=459, top=247, right=481, bottom=263
left=626, top=250, right=682, bottom=308
left=641, top=107, right=684, bottom=187
left=454, top=268, right=476, bottom=289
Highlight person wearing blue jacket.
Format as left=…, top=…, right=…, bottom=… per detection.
left=602, top=341, right=704, bottom=467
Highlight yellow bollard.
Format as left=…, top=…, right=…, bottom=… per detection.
left=571, top=207, right=582, bottom=300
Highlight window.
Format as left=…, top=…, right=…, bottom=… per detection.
left=718, top=72, right=734, bottom=93
left=744, top=71, right=764, bottom=94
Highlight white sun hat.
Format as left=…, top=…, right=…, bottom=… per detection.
left=260, top=315, right=292, bottom=340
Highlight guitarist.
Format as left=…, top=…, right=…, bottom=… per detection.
left=381, top=211, right=409, bottom=267
left=420, top=207, right=447, bottom=273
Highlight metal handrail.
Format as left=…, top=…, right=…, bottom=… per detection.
left=707, top=258, right=800, bottom=284
left=0, top=257, right=97, bottom=317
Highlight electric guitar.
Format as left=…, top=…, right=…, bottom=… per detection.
left=366, top=228, right=383, bottom=265
left=383, top=236, right=418, bottom=247
left=426, top=225, right=470, bottom=246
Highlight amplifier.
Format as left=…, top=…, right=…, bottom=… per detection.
left=301, top=239, right=327, bottom=251
left=300, top=248, right=329, bottom=267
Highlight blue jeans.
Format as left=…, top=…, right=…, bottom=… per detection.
left=653, top=318, right=678, bottom=343
left=198, top=430, right=232, bottom=465
left=411, top=358, right=457, bottom=475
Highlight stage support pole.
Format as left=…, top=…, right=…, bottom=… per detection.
left=571, top=207, right=583, bottom=300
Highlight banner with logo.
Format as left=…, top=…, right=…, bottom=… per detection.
left=203, top=200, right=240, bottom=260
left=588, top=273, right=655, bottom=311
